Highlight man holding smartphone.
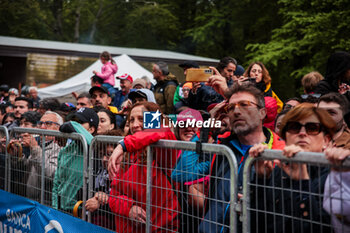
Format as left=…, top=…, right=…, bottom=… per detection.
left=187, top=57, right=237, bottom=111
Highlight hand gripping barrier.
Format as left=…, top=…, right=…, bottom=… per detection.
left=8, top=127, right=89, bottom=220
left=89, top=136, right=239, bottom=233
left=242, top=149, right=350, bottom=233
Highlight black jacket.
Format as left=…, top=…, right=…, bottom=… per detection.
left=251, top=166, right=331, bottom=233
left=314, top=51, right=350, bottom=102
left=187, top=84, right=224, bottom=111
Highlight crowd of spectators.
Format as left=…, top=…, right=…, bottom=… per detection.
left=1, top=50, right=350, bottom=233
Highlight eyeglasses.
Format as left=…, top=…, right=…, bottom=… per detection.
left=301, top=94, right=321, bottom=99
left=285, top=122, right=323, bottom=135
left=37, top=121, right=60, bottom=127
left=226, top=100, right=260, bottom=112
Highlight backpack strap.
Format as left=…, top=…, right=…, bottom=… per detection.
left=156, top=80, right=177, bottom=94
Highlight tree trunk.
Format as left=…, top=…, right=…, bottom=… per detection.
left=74, top=1, right=82, bottom=43
left=88, top=0, right=103, bottom=43
left=52, top=0, right=64, bottom=40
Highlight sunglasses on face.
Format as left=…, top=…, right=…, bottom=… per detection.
left=285, top=122, right=323, bottom=135
left=226, top=100, right=260, bottom=112
left=300, top=93, right=321, bottom=99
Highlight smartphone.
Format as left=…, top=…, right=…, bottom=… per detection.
left=186, top=68, right=213, bottom=82
left=242, top=77, right=256, bottom=84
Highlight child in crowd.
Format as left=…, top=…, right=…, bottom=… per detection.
left=93, top=51, right=118, bottom=96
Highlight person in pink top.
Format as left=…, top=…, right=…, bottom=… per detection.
left=93, top=51, right=118, bottom=96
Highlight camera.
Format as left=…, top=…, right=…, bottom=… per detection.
left=246, top=77, right=256, bottom=84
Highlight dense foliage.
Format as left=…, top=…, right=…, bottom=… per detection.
left=0, top=0, right=349, bottom=99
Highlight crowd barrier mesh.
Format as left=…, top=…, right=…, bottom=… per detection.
left=88, top=136, right=238, bottom=233
left=5, top=127, right=88, bottom=220
left=242, top=149, right=350, bottom=233
left=3, top=127, right=350, bottom=233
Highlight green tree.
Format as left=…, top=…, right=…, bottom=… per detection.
left=185, top=0, right=281, bottom=62
left=0, top=0, right=54, bottom=39
left=118, top=4, right=180, bottom=50
left=246, top=0, right=350, bottom=98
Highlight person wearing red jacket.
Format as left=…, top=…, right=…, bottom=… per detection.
left=108, top=102, right=180, bottom=233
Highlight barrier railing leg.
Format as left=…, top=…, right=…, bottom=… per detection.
left=5, top=145, right=8, bottom=192
left=82, top=140, right=89, bottom=221
left=146, top=146, right=152, bottom=233
left=87, top=141, right=94, bottom=223
left=40, top=136, right=46, bottom=204
left=8, top=150, right=11, bottom=193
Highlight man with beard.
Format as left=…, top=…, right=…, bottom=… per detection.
left=317, top=92, right=350, bottom=144
left=14, top=97, right=33, bottom=119
left=198, top=83, right=285, bottom=233
left=89, top=85, right=118, bottom=114
left=8, top=97, right=34, bottom=129
left=216, top=56, right=237, bottom=85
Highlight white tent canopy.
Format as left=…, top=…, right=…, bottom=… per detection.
left=38, top=54, right=154, bottom=98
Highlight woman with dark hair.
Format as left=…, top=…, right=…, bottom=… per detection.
left=96, top=108, right=116, bottom=135
left=86, top=129, right=123, bottom=231
left=108, top=102, right=180, bottom=233
left=1, top=112, right=15, bottom=127
left=241, top=62, right=283, bottom=112
left=249, top=103, right=337, bottom=233
left=274, top=109, right=290, bottom=136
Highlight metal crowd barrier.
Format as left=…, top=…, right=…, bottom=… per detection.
left=7, top=127, right=89, bottom=220
left=4, top=127, right=350, bottom=233
left=150, top=140, right=239, bottom=233
left=88, top=135, right=123, bottom=231
left=242, top=149, right=350, bottom=233
left=88, top=136, right=239, bottom=233
left=0, top=126, right=9, bottom=191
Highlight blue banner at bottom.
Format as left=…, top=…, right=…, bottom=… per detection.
left=0, top=190, right=113, bottom=233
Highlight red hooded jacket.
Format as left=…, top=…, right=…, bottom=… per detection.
left=109, top=129, right=180, bottom=233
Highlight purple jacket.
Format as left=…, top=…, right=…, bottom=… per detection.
left=323, top=170, right=350, bottom=233
left=96, top=61, right=118, bottom=86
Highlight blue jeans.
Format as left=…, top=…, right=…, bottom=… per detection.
left=102, top=83, right=116, bottom=97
